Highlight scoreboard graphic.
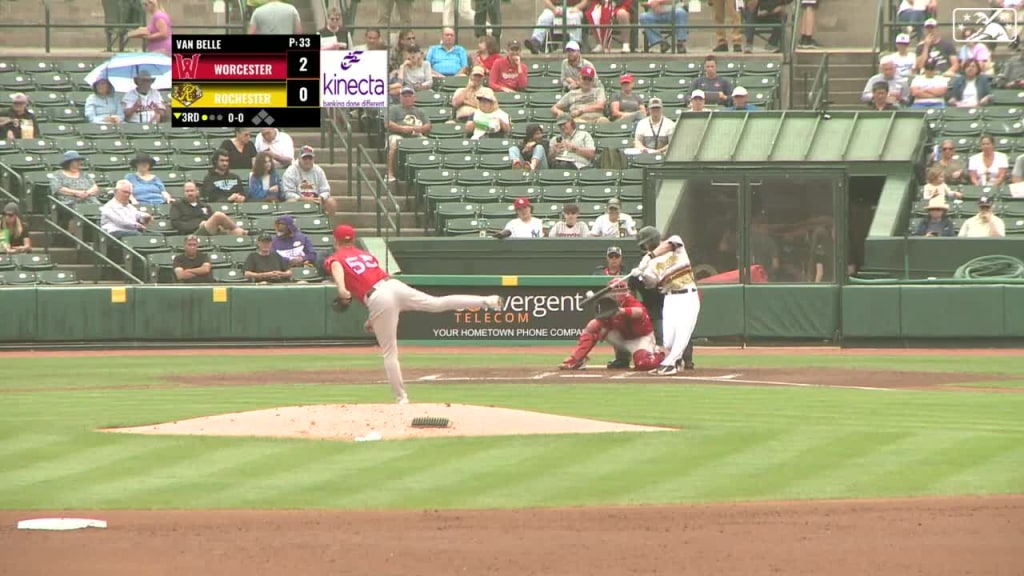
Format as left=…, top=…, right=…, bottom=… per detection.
left=171, top=35, right=320, bottom=128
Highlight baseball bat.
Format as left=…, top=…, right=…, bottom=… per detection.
left=580, top=269, right=643, bottom=306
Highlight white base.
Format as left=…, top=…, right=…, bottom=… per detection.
left=17, top=518, right=108, bottom=531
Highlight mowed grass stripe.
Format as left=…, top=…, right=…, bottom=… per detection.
left=929, top=444, right=1024, bottom=494
left=0, top=432, right=72, bottom=459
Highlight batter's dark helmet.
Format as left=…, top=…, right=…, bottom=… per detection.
left=637, top=226, right=661, bottom=250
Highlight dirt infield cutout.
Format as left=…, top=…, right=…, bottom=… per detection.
left=101, top=403, right=676, bottom=442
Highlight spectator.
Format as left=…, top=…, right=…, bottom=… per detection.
left=710, top=0, right=743, bottom=52
left=398, top=45, right=434, bottom=93
left=319, top=6, right=349, bottom=49
left=743, top=0, right=786, bottom=53
left=219, top=127, right=257, bottom=171
left=639, top=0, right=689, bottom=53
left=390, top=30, right=418, bottom=71
left=443, top=0, right=475, bottom=28
left=922, top=165, right=962, bottom=201
left=126, top=153, right=171, bottom=205
left=427, top=27, right=470, bottom=77
left=551, top=65, right=608, bottom=123
left=466, top=88, right=511, bottom=140
left=586, top=0, right=633, bottom=52
left=610, top=73, right=647, bottom=122
left=958, top=195, right=1006, bottom=237
left=1, top=93, right=39, bottom=140
left=549, top=114, right=596, bottom=169
left=281, top=146, right=337, bottom=220
left=378, top=0, right=413, bottom=31
left=797, top=0, right=820, bottom=48
left=173, top=235, right=213, bottom=283
left=254, top=127, right=295, bottom=170
left=948, top=59, right=993, bottom=108
left=271, top=215, right=318, bottom=267
left=811, top=226, right=834, bottom=282
left=84, top=79, right=124, bottom=125
left=50, top=151, right=100, bottom=215
left=248, top=0, right=301, bottom=35
left=968, top=135, right=1008, bottom=186
left=489, top=40, right=528, bottom=93
left=548, top=203, right=590, bottom=237
left=909, top=59, right=948, bottom=108
left=630, top=97, right=675, bottom=153
left=995, top=47, right=1024, bottom=88
left=915, top=19, right=959, bottom=77
left=860, top=57, right=910, bottom=106
left=386, top=87, right=432, bottom=181
left=693, top=56, right=734, bottom=107
left=170, top=181, right=247, bottom=236
left=957, top=32, right=993, bottom=75
left=688, top=89, right=706, bottom=111
left=100, top=180, right=157, bottom=239
left=524, top=0, right=586, bottom=53
left=890, top=33, right=916, bottom=80
left=123, top=70, right=165, bottom=124
left=493, top=197, right=544, bottom=238
left=201, top=149, right=247, bottom=203
left=867, top=81, right=899, bottom=110
left=559, top=41, right=598, bottom=90
left=934, top=139, right=967, bottom=183
left=1, top=202, right=32, bottom=254
left=509, top=123, right=549, bottom=171
left=896, top=0, right=933, bottom=42
left=474, top=35, right=502, bottom=71
left=352, top=28, right=386, bottom=51
left=474, top=0, right=503, bottom=41
left=595, top=245, right=624, bottom=274
left=590, top=198, right=636, bottom=237
left=125, top=0, right=172, bottom=55
left=452, top=66, right=489, bottom=121
left=728, top=86, right=759, bottom=110
left=244, top=232, right=292, bottom=283
left=248, top=151, right=281, bottom=202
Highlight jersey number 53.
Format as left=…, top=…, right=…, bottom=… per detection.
left=345, top=255, right=380, bottom=274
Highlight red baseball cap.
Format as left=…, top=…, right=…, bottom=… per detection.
left=333, top=224, right=356, bottom=241
left=580, top=65, right=596, bottom=79
left=513, top=197, right=531, bottom=209
left=619, top=73, right=634, bottom=84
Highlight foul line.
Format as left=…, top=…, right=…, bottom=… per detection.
left=414, top=371, right=891, bottom=391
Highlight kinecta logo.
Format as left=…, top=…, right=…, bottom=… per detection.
left=320, top=50, right=389, bottom=106
left=322, top=74, right=387, bottom=96
left=453, top=293, right=586, bottom=324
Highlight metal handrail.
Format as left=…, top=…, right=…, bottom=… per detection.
left=47, top=195, right=148, bottom=284
left=785, top=0, right=804, bottom=109
left=355, top=144, right=401, bottom=237
left=325, top=107, right=355, bottom=199
left=808, top=52, right=829, bottom=110
left=873, top=0, right=887, bottom=56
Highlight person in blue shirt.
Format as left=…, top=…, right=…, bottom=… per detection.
left=248, top=151, right=281, bottom=201
left=125, top=153, right=171, bottom=205
left=84, top=78, right=125, bottom=124
left=728, top=86, right=759, bottom=111
left=426, top=27, right=469, bottom=77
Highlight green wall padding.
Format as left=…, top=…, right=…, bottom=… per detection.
left=1003, top=286, right=1024, bottom=337
left=34, top=287, right=134, bottom=342
left=133, top=287, right=233, bottom=340
left=228, top=286, right=333, bottom=340
left=694, top=285, right=744, bottom=337
left=744, top=285, right=838, bottom=339
left=0, top=288, right=37, bottom=342
left=900, top=285, right=1005, bottom=338
left=841, top=286, right=901, bottom=338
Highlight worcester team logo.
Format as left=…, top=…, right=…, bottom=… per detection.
left=172, top=83, right=204, bottom=107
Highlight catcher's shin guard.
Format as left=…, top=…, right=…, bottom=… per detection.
left=565, top=319, right=605, bottom=366
left=632, top=349, right=665, bottom=371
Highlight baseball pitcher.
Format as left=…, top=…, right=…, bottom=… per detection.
left=633, top=226, right=700, bottom=376
left=325, top=224, right=504, bottom=404
left=560, top=277, right=665, bottom=371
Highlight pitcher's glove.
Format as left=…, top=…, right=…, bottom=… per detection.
left=332, top=296, right=352, bottom=313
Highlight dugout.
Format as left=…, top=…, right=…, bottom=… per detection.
left=647, top=110, right=930, bottom=284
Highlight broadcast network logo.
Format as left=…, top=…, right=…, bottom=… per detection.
left=320, top=50, right=388, bottom=108
left=952, top=8, right=1019, bottom=43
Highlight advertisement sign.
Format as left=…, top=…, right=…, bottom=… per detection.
left=319, top=50, right=388, bottom=108
left=398, top=286, right=594, bottom=341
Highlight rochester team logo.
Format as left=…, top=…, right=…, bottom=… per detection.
left=952, top=8, right=1019, bottom=43
left=171, top=83, right=203, bottom=107
left=320, top=50, right=388, bottom=108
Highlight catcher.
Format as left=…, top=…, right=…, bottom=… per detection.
left=559, top=277, right=665, bottom=371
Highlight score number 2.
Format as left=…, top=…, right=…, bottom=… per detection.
left=346, top=255, right=379, bottom=274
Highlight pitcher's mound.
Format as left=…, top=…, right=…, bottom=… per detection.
left=102, top=403, right=675, bottom=442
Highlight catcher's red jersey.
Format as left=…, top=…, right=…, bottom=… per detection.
left=324, top=247, right=388, bottom=303
left=605, top=295, right=654, bottom=338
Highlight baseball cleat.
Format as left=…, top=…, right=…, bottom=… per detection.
left=397, top=396, right=409, bottom=405
left=649, top=365, right=677, bottom=376
left=606, top=359, right=631, bottom=370
left=683, top=362, right=696, bottom=371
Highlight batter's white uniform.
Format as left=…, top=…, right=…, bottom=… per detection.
left=638, top=234, right=700, bottom=369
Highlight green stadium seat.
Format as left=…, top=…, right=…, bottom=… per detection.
left=138, top=204, right=170, bottom=218
left=0, top=270, right=37, bottom=285
left=145, top=251, right=176, bottom=282
left=171, top=153, right=208, bottom=171
left=628, top=152, right=665, bottom=168
left=477, top=153, right=513, bottom=170
left=403, top=152, right=442, bottom=183
left=56, top=60, right=98, bottom=74
left=144, top=218, right=175, bottom=235
left=618, top=185, right=643, bottom=200
left=72, top=202, right=102, bottom=222
left=736, top=74, right=778, bottom=90
left=90, top=154, right=130, bottom=171
left=619, top=200, right=644, bottom=217
left=170, top=138, right=212, bottom=154
left=31, top=91, right=70, bottom=109
left=14, top=253, right=54, bottom=271
left=0, top=71, right=34, bottom=90
left=212, top=268, right=249, bottom=283
left=18, top=138, right=59, bottom=153
left=40, top=151, right=73, bottom=169
left=119, top=123, right=162, bottom=138
left=120, top=234, right=170, bottom=255
left=442, top=154, right=478, bottom=170
left=444, top=217, right=489, bottom=236
left=202, top=127, right=237, bottom=140
left=650, top=89, right=689, bottom=108
left=592, top=121, right=634, bottom=138
left=479, top=202, right=515, bottom=220
left=619, top=168, right=644, bottom=185
left=52, top=137, right=97, bottom=154
left=987, top=119, right=1024, bottom=137
left=165, top=233, right=213, bottom=252
left=276, top=201, right=321, bottom=215
left=0, top=138, right=19, bottom=156
left=463, top=185, right=502, bottom=203
left=526, top=76, right=563, bottom=93
left=45, top=123, right=80, bottom=138
left=435, top=202, right=480, bottom=234
left=991, top=135, right=1015, bottom=153
left=746, top=89, right=772, bottom=108
left=507, top=108, right=530, bottom=125
left=431, top=122, right=470, bottom=139
left=982, top=107, right=1024, bottom=121
left=94, top=139, right=134, bottom=154
left=740, top=60, right=782, bottom=75
left=0, top=61, right=18, bottom=73
left=577, top=169, right=620, bottom=186
left=425, top=184, right=463, bottom=208
left=293, top=215, right=332, bottom=234
left=593, top=61, right=626, bottom=78
left=500, top=184, right=542, bottom=203
left=415, top=169, right=459, bottom=199
left=536, top=168, right=577, bottom=186
left=414, top=90, right=445, bottom=106
left=36, top=269, right=80, bottom=285
left=597, top=136, right=633, bottom=154
left=151, top=169, right=188, bottom=187
left=990, top=89, right=1024, bottom=106
left=240, top=202, right=277, bottom=217
left=213, top=234, right=256, bottom=252
left=578, top=185, right=617, bottom=203
left=526, top=62, right=547, bottom=76
left=5, top=153, right=47, bottom=172
left=717, top=60, right=743, bottom=77
left=941, top=107, right=981, bottom=121
left=205, top=251, right=232, bottom=269
left=23, top=61, right=57, bottom=73
left=456, top=168, right=497, bottom=186
left=34, top=73, right=74, bottom=92
left=958, top=185, right=997, bottom=201
left=0, top=254, right=14, bottom=270
left=578, top=201, right=607, bottom=218
left=662, top=60, right=702, bottom=77
left=435, top=76, right=465, bottom=94
left=1005, top=216, right=1024, bottom=234
left=540, top=186, right=578, bottom=203
left=495, top=92, right=528, bottom=109
left=424, top=106, right=454, bottom=124
left=1001, top=199, right=1024, bottom=217
left=652, top=76, right=692, bottom=91
left=292, top=266, right=323, bottom=283
left=310, top=233, right=333, bottom=251
left=494, top=169, right=531, bottom=188
left=436, top=138, right=477, bottom=155
left=626, top=61, right=663, bottom=78
left=531, top=202, right=564, bottom=219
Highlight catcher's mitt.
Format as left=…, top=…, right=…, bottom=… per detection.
left=593, top=296, right=620, bottom=320
left=332, top=296, right=352, bottom=313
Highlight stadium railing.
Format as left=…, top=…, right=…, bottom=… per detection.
left=46, top=194, right=148, bottom=284
left=355, top=144, right=403, bottom=237
left=807, top=52, right=829, bottom=111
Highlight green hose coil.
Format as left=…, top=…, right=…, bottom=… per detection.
left=953, top=255, right=1024, bottom=280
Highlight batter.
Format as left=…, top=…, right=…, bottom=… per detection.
left=325, top=225, right=504, bottom=403
left=634, top=226, right=700, bottom=376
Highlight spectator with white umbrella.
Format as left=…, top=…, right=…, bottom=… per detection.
left=84, top=52, right=171, bottom=95
left=123, top=70, right=166, bottom=124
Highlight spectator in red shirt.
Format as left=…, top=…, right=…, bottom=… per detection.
left=489, top=40, right=528, bottom=92
left=474, top=34, right=502, bottom=71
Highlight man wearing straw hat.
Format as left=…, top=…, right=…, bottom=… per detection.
left=123, top=70, right=165, bottom=124
left=911, top=195, right=956, bottom=237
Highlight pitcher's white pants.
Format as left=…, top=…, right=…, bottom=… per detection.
left=660, top=290, right=700, bottom=368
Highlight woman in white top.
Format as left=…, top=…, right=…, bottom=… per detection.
left=968, top=135, right=1009, bottom=186
left=910, top=59, right=948, bottom=108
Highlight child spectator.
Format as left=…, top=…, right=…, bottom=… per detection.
left=922, top=166, right=962, bottom=201
left=474, top=35, right=502, bottom=71
left=509, top=123, right=548, bottom=171
left=548, top=203, right=590, bottom=237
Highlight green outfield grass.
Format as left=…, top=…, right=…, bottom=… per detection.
left=1, top=352, right=1022, bottom=510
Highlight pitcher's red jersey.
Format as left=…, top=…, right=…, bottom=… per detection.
left=324, top=247, right=389, bottom=303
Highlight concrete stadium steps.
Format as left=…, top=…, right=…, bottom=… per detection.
left=791, top=50, right=878, bottom=109
left=25, top=215, right=110, bottom=283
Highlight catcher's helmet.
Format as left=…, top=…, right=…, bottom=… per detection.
left=607, top=277, right=629, bottom=302
left=637, top=226, right=661, bottom=250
